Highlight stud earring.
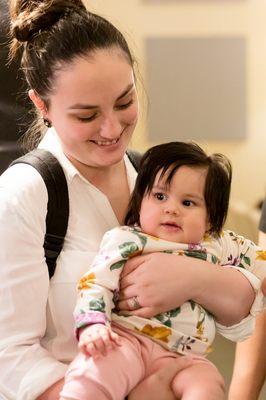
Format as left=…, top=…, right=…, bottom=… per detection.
left=43, top=118, right=52, bottom=128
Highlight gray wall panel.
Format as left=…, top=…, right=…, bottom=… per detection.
left=146, top=37, right=246, bottom=141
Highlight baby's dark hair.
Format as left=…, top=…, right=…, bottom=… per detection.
left=125, top=141, right=232, bottom=236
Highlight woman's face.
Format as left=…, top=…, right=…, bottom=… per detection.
left=45, top=48, right=139, bottom=169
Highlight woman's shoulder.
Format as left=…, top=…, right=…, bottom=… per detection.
left=0, top=163, right=48, bottom=209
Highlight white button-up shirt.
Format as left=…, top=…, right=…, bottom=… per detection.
left=0, top=129, right=137, bottom=400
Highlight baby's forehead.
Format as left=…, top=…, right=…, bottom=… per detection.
left=153, top=164, right=207, bottom=186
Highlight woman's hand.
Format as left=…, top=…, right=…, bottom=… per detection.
left=118, top=252, right=256, bottom=326
left=79, top=324, right=121, bottom=359
left=118, top=253, right=196, bottom=318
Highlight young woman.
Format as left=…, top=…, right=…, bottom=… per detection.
left=0, top=1, right=263, bottom=399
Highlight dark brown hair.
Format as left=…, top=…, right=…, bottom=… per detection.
left=8, top=0, right=135, bottom=149
left=125, top=141, right=232, bottom=236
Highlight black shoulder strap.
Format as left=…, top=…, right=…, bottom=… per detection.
left=126, top=149, right=142, bottom=171
left=10, top=149, right=69, bottom=279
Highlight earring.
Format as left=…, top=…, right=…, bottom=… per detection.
left=43, top=118, right=52, bottom=128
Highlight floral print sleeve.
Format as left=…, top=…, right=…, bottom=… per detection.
left=73, top=227, right=146, bottom=334
left=218, top=230, right=266, bottom=315
left=73, top=227, right=265, bottom=353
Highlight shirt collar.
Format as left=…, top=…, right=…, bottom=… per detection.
left=38, top=128, right=138, bottom=188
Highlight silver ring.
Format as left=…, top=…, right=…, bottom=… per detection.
left=128, top=296, right=141, bottom=310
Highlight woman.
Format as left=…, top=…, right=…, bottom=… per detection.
left=229, top=200, right=266, bottom=400
left=0, top=1, right=263, bottom=399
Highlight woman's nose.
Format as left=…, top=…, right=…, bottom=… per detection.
left=99, top=113, right=122, bottom=139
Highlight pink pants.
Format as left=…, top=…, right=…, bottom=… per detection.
left=61, top=324, right=215, bottom=400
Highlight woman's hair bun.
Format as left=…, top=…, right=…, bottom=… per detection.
left=10, top=0, right=86, bottom=43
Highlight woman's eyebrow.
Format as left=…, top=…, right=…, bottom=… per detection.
left=68, top=83, right=134, bottom=110
left=116, top=83, right=134, bottom=101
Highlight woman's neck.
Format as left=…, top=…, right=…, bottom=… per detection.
left=69, top=156, right=130, bottom=224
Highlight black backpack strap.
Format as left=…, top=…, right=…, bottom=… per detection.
left=10, top=149, right=69, bottom=279
left=126, top=150, right=142, bottom=172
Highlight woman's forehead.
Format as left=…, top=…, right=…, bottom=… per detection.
left=50, top=48, right=135, bottom=104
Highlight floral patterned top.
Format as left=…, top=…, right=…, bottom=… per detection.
left=74, top=227, right=266, bottom=356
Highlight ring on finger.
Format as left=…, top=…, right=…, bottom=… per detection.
left=128, top=296, right=141, bottom=310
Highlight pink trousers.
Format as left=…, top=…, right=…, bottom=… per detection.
left=61, top=324, right=214, bottom=400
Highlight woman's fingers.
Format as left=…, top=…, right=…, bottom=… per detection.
left=120, top=255, right=146, bottom=279
left=130, top=307, right=156, bottom=319
left=118, top=284, right=139, bottom=300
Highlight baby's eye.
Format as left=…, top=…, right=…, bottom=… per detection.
left=154, top=192, right=167, bottom=201
left=183, top=200, right=194, bottom=207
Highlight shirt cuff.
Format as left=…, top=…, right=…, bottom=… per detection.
left=216, top=314, right=255, bottom=342
left=74, top=311, right=108, bottom=340
left=231, top=267, right=265, bottom=316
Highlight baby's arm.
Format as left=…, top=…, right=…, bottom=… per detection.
left=74, top=227, right=144, bottom=342
left=78, top=323, right=121, bottom=359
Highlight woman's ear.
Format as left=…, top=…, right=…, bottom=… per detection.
left=28, top=89, right=47, bottom=115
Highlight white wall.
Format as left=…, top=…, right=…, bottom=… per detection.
left=85, top=0, right=266, bottom=208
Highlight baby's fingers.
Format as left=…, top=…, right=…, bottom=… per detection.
left=109, top=329, right=122, bottom=346
left=79, top=340, right=100, bottom=359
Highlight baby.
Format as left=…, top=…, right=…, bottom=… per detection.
left=61, top=141, right=266, bottom=400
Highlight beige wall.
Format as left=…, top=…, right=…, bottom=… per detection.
left=85, top=0, right=266, bottom=209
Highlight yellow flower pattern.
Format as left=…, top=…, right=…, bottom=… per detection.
left=135, top=324, right=172, bottom=343
left=77, top=272, right=96, bottom=290
left=256, top=250, right=266, bottom=261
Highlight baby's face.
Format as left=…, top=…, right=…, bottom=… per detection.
left=139, top=165, right=209, bottom=244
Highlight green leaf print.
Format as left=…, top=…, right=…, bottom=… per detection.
left=89, top=297, right=106, bottom=312
left=110, top=260, right=127, bottom=271
left=132, top=230, right=147, bottom=248
left=118, top=242, right=139, bottom=258
left=169, top=307, right=181, bottom=318
left=211, top=254, right=218, bottom=264
left=155, top=307, right=181, bottom=328
left=155, top=313, right=171, bottom=326
left=189, top=300, right=196, bottom=310
left=243, top=256, right=251, bottom=266
left=184, top=251, right=207, bottom=261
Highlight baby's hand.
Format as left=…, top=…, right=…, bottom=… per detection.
left=78, top=324, right=121, bottom=359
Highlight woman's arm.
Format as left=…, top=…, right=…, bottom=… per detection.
left=228, top=310, right=266, bottom=400
left=118, top=251, right=255, bottom=326
left=0, top=165, right=67, bottom=399
left=228, top=230, right=266, bottom=400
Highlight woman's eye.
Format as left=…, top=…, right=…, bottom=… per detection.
left=154, top=192, right=167, bottom=201
left=183, top=200, right=194, bottom=207
left=77, top=114, right=97, bottom=122
left=116, top=99, right=133, bottom=110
